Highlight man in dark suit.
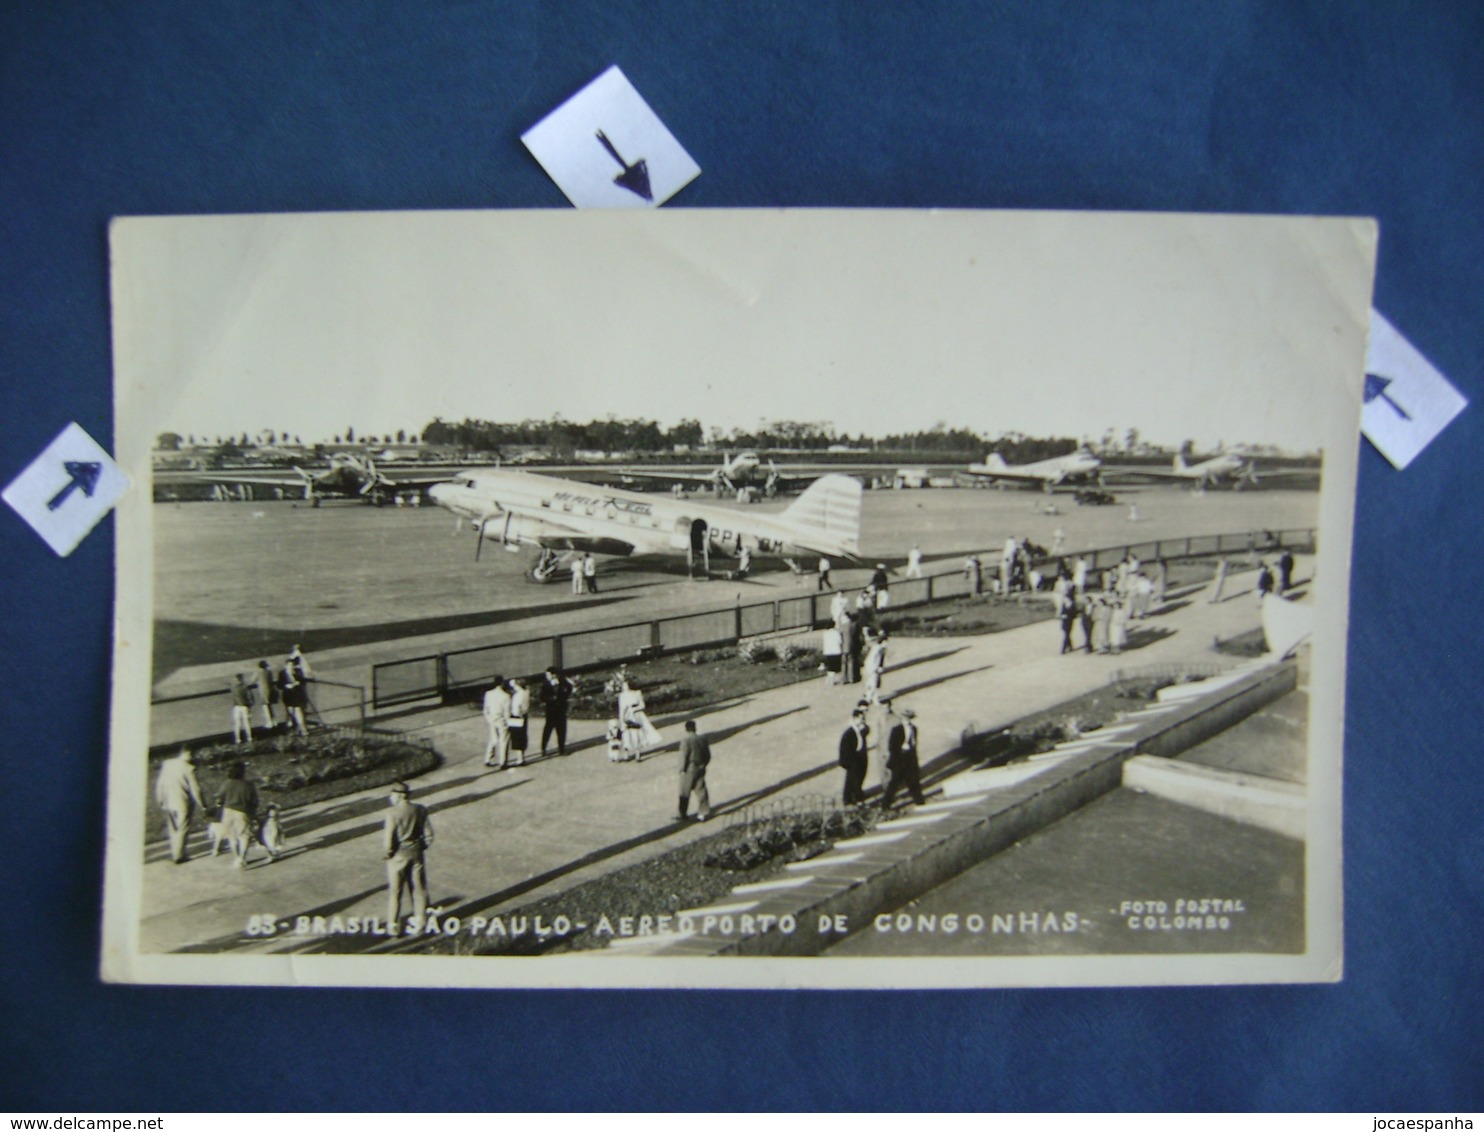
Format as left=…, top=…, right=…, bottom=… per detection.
left=838, top=707, right=871, bottom=805
left=539, top=666, right=575, bottom=757
left=881, top=706, right=925, bottom=812
left=676, top=720, right=712, bottom=822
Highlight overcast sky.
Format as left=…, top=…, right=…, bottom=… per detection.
left=111, top=209, right=1375, bottom=456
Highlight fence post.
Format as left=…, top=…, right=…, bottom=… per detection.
left=651, top=619, right=662, bottom=652
left=734, top=601, right=743, bottom=642
left=928, top=573, right=935, bottom=601
left=772, top=601, right=780, bottom=634
left=437, top=655, right=449, bottom=703
left=552, top=635, right=564, bottom=672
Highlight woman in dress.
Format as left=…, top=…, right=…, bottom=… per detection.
left=863, top=630, right=889, bottom=704
left=617, top=677, right=662, bottom=761
left=821, top=625, right=843, bottom=686
left=1109, top=593, right=1130, bottom=655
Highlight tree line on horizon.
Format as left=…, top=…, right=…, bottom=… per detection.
left=155, top=418, right=1306, bottom=464
left=418, top=417, right=1083, bottom=463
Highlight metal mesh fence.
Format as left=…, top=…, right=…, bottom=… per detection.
left=361, top=526, right=1316, bottom=712
left=657, top=608, right=737, bottom=651
left=891, top=577, right=931, bottom=608
left=739, top=601, right=777, bottom=637
left=1188, top=534, right=1221, bottom=556
left=445, top=639, right=555, bottom=693
left=560, top=622, right=654, bottom=670
left=775, top=594, right=817, bottom=631
left=372, top=656, right=441, bottom=707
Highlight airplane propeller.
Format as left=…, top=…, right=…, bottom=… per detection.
left=474, top=518, right=485, bottom=561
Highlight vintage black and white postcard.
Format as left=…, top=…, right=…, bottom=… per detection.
left=103, top=208, right=1374, bottom=987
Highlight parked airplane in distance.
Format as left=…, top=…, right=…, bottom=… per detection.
left=1115, top=452, right=1258, bottom=491
left=962, top=449, right=1103, bottom=492
left=198, top=452, right=452, bottom=505
left=427, top=468, right=862, bottom=580
left=616, top=450, right=818, bottom=500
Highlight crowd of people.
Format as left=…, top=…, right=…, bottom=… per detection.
left=481, top=667, right=577, bottom=769
left=164, top=530, right=1305, bottom=940
left=225, top=645, right=313, bottom=744
left=152, top=749, right=281, bottom=869
left=1042, top=552, right=1169, bottom=656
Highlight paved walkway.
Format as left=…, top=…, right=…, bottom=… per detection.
left=138, top=567, right=1295, bottom=955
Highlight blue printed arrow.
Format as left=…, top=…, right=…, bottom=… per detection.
left=1364, top=373, right=1412, bottom=421
left=47, top=460, right=102, bottom=511
left=595, top=130, right=653, bottom=201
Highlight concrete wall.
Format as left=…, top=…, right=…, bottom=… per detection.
left=655, top=658, right=1299, bottom=957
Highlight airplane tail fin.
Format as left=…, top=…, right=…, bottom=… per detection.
left=1174, top=454, right=1188, bottom=473
left=986, top=452, right=1009, bottom=471
left=781, top=474, right=862, bottom=557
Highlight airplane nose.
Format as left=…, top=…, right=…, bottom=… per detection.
left=428, top=482, right=452, bottom=508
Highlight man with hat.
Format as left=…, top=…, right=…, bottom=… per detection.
left=675, top=719, right=713, bottom=822
left=154, top=746, right=206, bottom=863
left=482, top=675, right=512, bottom=769
left=837, top=706, right=871, bottom=805
left=881, top=705, right=925, bottom=812
left=871, top=562, right=891, bottom=609
left=383, top=782, right=434, bottom=934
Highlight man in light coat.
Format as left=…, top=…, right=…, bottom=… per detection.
left=383, top=782, right=434, bottom=935
left=154, top=747, right=206, bottom=863
left=483, top=675, right=513, bottom=770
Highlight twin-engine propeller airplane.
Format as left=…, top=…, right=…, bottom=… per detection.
left=198, top=452, right=451, bottom=505
left=427, top=468, right=863, bottom=580
left=616, top=450, right=821, bottom=500
left=961, top=448, right=1103, bottom=492
left=1113, top=452, right=1265, bottom=491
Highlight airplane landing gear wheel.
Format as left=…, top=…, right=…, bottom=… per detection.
left=526, top=549, right=563, bottom=583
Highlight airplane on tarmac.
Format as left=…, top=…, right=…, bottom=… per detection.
left=197, top=452, right=452, bottom=506
left=961, top=448, right=1103, bottom=492
left=615, top=450, right=796, bottom=500
left=427, top=467, right=862, bottom=581
left=1111, top=451, right=1261, bottom=491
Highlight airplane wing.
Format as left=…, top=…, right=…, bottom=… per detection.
left=374, top=470, right=460, bottom=490
left=616, top=467, right=719, bottom=488
left=1104, top=463, right=1314, bottom=483
left=960, top=466, right=1050, bottom=485
left=186, top=468, right=455, bottom=489
left=1098, top=466, right=1192, bottom=482
left=473, top=500, right=645, bottom=556
left=187, top=471, right=313, bottom=489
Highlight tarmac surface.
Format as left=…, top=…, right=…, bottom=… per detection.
left=137, top=561, right=1308, bottom=957
left=150, top=485, right=1318, bottom=691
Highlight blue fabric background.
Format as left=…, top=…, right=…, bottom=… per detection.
left=2, top=0, right=1480, bottom=1112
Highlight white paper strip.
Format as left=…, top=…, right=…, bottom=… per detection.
left=3, top=422, right=130, bottom=556
left=522, top=65, right=701, bottom=209
left=1363, top=309, right=1468, bottom=469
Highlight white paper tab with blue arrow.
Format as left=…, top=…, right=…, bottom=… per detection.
left=521, top=65, right=700, bottom=209
left=3, top=422, right=129, bottom=556
left=1363, top=309, right=1469, bottom=469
